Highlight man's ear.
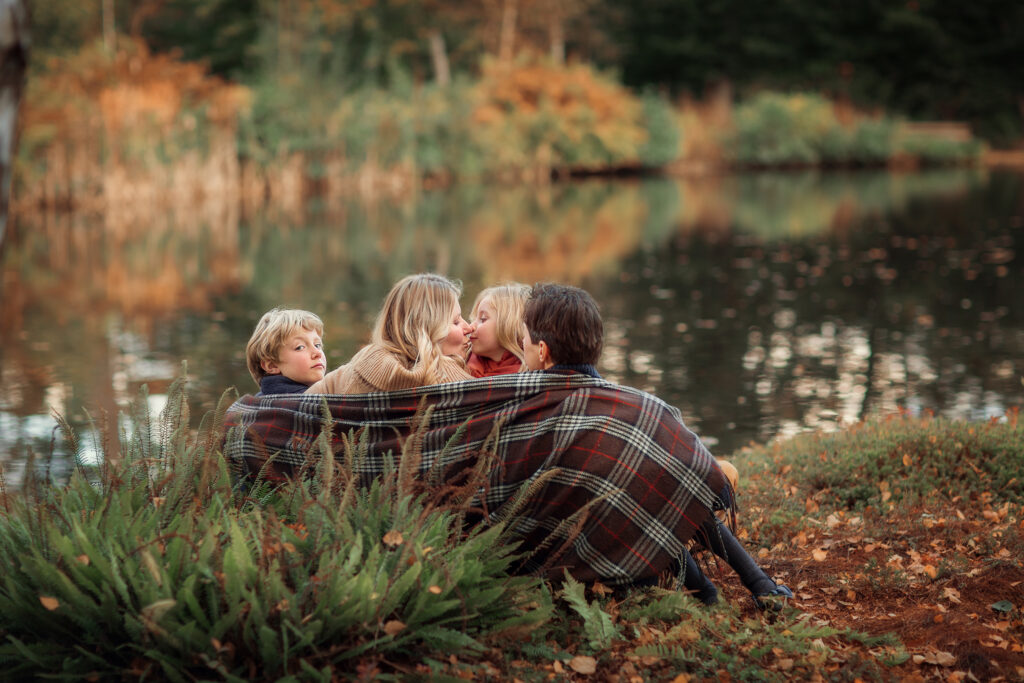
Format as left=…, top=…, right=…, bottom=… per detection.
left=538, top=341, right=554, bottom=369
left=261, top=358, right=281, bottom=375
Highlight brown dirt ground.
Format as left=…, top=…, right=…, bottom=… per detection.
left=717, top=503, right=1024, bottom=681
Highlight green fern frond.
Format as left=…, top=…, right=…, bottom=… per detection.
left=558, top=571, right=620, bottom=649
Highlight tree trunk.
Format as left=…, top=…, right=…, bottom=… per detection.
left=102, top=0, right=115, bottom=53
left=0, top=0, right=28, bottom=255
left=498, top=0, right=518, bottom=66
left=428, top=29, right=450, bottom=86
left=549, top=16, right=564, bottom=65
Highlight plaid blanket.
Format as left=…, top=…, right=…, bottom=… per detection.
left=223, top=372, right=730, bottom=587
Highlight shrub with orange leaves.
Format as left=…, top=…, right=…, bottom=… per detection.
left=470, top=56, right=649, bottom=176
left=15, top=38, right=249, bottom=209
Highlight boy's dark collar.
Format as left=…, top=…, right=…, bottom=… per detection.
left=257, top=374, right=312, bottom=395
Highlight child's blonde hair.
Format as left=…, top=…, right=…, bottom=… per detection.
left=370, top=273, right=465, bottom=384
left=246, top=308, right=324, bottom=385
left=471, top=282, right=531, bottom=364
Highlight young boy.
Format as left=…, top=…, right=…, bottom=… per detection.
left=245, top=308, right=327, bottom=396
left=522, top=283, right=790, bottom=608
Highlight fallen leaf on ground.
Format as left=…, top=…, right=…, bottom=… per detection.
left=570, top=656, right=597, bottom=674
left=923, top=651, right=956, bottom=666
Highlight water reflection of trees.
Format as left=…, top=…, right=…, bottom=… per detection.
left=593, top=172, right=1023, bottom=453
left=0, top=204, right=243, bottom=485
left=1, top=170, right=1020, bottom=480
left=674, top=168, right=989, bottom=239
left=1, top=180, right=660, bottom=471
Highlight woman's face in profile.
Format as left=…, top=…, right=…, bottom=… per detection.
left=441, top=302, right=473, bottom=358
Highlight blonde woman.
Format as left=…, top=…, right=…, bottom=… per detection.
left=306, top=273, right=474, bottom=394
left=466, top=282, right=531, bottom=377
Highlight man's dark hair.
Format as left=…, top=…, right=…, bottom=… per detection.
left=524, top=283, right=603, bottom=365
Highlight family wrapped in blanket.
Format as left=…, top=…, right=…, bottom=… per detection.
left=223, top=371, right=732, bottom=588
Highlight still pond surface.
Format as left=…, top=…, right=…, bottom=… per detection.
left=1, top=169, right=1021, bottom=487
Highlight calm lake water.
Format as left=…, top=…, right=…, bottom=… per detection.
left=2, top=168, right=1022, bottom=487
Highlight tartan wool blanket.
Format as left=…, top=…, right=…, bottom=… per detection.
left=223, top=371, right=730, bottom=587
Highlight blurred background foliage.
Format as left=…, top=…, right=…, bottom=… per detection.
left=29, top=0, right=1024, bottom=144
left=15, top=0, right=1022, bottom=211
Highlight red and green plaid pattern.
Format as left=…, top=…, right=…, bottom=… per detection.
left=223, top=372, right=729, bottom=586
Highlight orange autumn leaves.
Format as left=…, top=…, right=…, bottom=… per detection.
left=471, top=59, right=648, bottom=172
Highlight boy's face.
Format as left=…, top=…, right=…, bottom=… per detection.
left=522, top=329, right=552, bottom=371
left=261, top=328, right=326, bottom=385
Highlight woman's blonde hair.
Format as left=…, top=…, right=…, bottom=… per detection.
left=471, top=282, right=531, bottom=364
left=246, top=308, right=324, bottom=385
left=370, top=273, right=465, bottom=384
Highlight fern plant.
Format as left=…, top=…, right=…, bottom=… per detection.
left=558, top=571, right=620, bottom=651
left=0, top=373, right=549, bottom=680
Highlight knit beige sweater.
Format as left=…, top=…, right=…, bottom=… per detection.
left=305, top=344, right=473, bottom=395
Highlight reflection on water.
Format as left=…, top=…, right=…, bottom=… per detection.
left=2, top=168, right=1021, bottom=487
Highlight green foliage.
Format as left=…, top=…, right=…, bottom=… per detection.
left=728, top=93, right=837, bottom=166
left=897, top=133, right=984, bottom=165
left=638, top=92, right=681, bottom=166
left=726, top=92, right=981, bottom=167
left=0, top=374, right=548, bottom=679
left=557, top=572, right=620, bottom=650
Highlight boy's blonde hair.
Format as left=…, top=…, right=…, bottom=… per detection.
left=471, top=282, right=531, bottom=363
left=246, top=308, right=324, bottom=385
left=370, top=273, right=465, bottom=384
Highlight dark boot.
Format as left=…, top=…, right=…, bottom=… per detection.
left=702, top=519, right=791, bottom=608
left=680, top=548, right=718, bottom=605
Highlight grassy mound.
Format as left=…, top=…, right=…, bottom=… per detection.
left=740, top=411, right=1023, bottom=516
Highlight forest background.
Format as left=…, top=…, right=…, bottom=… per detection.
left=18, top=0, right=1024, bottom=214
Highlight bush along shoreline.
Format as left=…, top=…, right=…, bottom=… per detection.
left=14, top=42, right=986, bottom=215
left=6, top=372, right=1011, bottom=679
